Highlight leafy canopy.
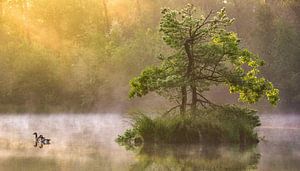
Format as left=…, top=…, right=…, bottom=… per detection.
left=129, top=4, right=279, bottom=107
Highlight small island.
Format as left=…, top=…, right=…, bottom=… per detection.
left=117, top=4, right=279, bottom=147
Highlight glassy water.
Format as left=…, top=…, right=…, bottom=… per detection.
left=0, top=113, right=299, bottom=171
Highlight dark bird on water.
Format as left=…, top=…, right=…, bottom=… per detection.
left=33, top=132, right=51, bottom=148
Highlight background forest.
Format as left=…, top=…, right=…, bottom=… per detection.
left=0, top=0, right=299, bottom=113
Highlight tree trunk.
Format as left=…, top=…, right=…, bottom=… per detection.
left=0, top=0, right=3, bottom=20
left=0, top=0, right=3, bottom=35
left=102, top=0, right=109, bottom=33
left=184, top=42, right=197, bottom=113
left=191, top=85, right=197, bottom=113
left=136, top=0, right=141, bottom=18
left=180, top=86, right=187, bottom=114
left=22, top=0, right=30, bottom=40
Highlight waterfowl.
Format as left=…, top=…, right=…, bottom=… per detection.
left=33, top=132, right=39, bottom=141
left=38, top=134, right=45, bottom=148
left=33, top=132, right=42, bottom=147
left=33, top=132, right=51, bottom=148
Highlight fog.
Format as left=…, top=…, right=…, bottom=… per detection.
left=0, top=0, right=299, bottom=113
left=0, top=114, right=134, bottom=170
left=0, top=0, right=299, bottom=170
left=0, top=113, right=298, bottom=170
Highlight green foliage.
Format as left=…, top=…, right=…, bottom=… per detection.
left=129, top=60, right=184, bottom=99
left=0, top=0, right=298, bottom=113
left=0, top=0, right=164, bottom=112
left=121, top=3, right=281, bottom=145
left=129, top=4, right=280, bottom=109
left=117, top=105, right=260, bottom=145
left=116, top=128, right=140, bottom=150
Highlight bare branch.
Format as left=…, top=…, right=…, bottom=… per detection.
left=163, top=105, right=181, bottom=116
left=196, top=91, right=221, bottom=108
left=192, top=10, right=214, bottom=37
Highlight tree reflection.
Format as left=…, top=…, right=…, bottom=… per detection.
left=129, top=144, right=260, bottom=171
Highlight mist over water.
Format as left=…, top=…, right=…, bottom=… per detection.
left=258, top=114, right=300, bottom=171
left=0, top=114, right=134, bottom=170
left=0, top=0, right=298, bottom=170
left=0, top=113, right=299, bottom=170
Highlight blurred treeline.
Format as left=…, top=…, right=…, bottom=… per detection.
left=0, top=0, right=298, bottom=113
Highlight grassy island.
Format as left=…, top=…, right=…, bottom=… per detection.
left=117, top=4, right=279, bottom=146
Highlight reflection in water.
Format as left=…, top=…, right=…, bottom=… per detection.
left=258, top=114, right=300, bottom=171
left=0, top=114, right=135, bottom=171
left=130, top=144, right=260, bottom=171
left=0, top=113, right=299, bottom=170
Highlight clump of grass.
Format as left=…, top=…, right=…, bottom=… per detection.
left=116, top=105, right=260, bottom=146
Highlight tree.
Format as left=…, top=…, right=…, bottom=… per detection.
left=102, top=0, right=110, bottom=33
left=129, top=4, right=279, bottom=114
left=0, top=0, right=3, bottom=19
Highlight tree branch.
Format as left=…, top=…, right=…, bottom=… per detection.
left=163, top=105, right=181, bottom=116
left=192, top=10, right=213, bottom=37
left=196, top=91, right=221, bottom=108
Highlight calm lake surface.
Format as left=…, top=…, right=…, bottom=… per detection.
left=0, top=113, right=299, bottom=171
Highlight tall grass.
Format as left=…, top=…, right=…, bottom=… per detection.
left=116, top=105, right=260, bottom=146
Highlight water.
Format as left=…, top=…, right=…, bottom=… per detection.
left=0, top=113, right=299, bottom=171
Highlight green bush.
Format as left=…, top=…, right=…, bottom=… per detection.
left=116, top=105, right=260, bottom=146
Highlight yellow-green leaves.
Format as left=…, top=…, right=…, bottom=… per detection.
left=129, top=4, right=280, bottom=107
left=266, top=87, right=280, bottom=106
